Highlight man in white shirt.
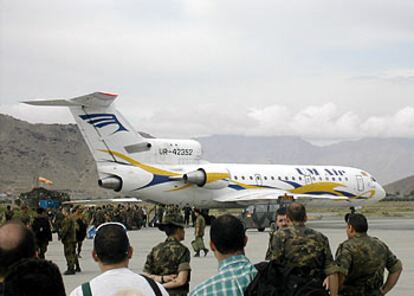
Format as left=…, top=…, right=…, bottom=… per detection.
left=70, top=222, right=168, bottom=296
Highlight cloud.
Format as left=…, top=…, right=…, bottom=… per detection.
left=245, top=103, right=414, bottom=140
left=353, top=69, right=414, bottom=84
left=3, top=101, right=413, bottom=141
left=361, top=107, right=414, bottom=138
left=1, top=0, right=414, bottom=142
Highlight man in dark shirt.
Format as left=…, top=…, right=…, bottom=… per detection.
left=0, top=221, right=37, bottom=291
left=269, top=203, right=338, bottom=296
left=31, top=208, right=52, bottom=259
left=336, top=213, right=402, bottom=295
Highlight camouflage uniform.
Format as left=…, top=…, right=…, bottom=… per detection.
left=145, top=212, right=191, bottom=296
left=335, top=233, right=402, bottom=296
left=61, top=215, right=79, bottom=273
left=93, top=208, right=106, bottom=227
left=17, top=207, right=32, bottom=227
left=19, top=212, right=31, bottom=227
left=269, top=224, right=337, bottom=280
left=75, top=211, right=87, bottom=258
left=265, top=227, right=277, bottom=260
left=144, top=236, right=191, bottom=296
left=192, top=214, right=206, bottom=255
left=53, top=209, right=65, bottom=239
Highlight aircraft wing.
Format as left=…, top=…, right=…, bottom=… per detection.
left=213, top=189, right=349, bottom=205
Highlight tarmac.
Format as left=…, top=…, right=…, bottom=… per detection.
left=44, top=217, right=414, bottom=295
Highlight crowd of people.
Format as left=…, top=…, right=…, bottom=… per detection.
left=0, top=202, right=403, bottom=296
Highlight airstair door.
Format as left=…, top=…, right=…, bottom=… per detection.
left=304, top=175, right=312, bottom=185
left=356, top=175, right=364, bottom=192
left=254, top=174, right=263, bottom=186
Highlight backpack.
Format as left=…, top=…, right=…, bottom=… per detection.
left=244, top=262, right=284, bottom=296
left=244, top=262, right=329, bottom=296
left=283, top=266, right=329, bottom=296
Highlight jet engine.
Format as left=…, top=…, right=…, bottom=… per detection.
left=98, top=176, right=123, bottom=192
left=183, top=166, right=230, bottom=189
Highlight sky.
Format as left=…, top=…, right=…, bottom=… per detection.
left=1, top=0, right=414, bottom=143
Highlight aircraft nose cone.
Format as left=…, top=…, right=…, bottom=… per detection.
left=377, top=184, right=386, bottom=199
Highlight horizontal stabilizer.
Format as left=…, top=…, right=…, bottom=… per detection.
left=23, top=92, right=118, bottom=107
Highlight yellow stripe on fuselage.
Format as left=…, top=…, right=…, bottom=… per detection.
left=206, top=173, right=230, bottom=184
left=99, top=149, right=180, bottom=176
left=231, top=180, right=263, bottom=189
left=289, top=182, right=345, bottom=195
left=166, top=184, right=193, bottom=192
left=350, top=189, right=376, bottom=200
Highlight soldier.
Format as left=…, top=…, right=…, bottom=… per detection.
left=157, top=205, right=165, bottom=224
left=144, top=211, right=191, bottom=296
left=192, top=208, right=208, bottom=257
left=183, top=205, right=192, bottom=226
left=268, top=203, right=338, bottom=296
left=61, top=207, right=80, bottom=275
left=74, top=207, right=87, bottom=258
left=18, top=205, right=32, bottom=227
left=142, top=206, right=148, bottom=227
left=335, top=213, right=402, bottom=296
left=5, top=205, right=14, bottom=222
left=265, top=206, right=288, bottom=260
left=135, top=206, right=144, bottom=229
left=31, top=207, right=52, bottom=259
left=93, top=206, right=106, bottom=227
left=53, top=207, right=65, bottom=240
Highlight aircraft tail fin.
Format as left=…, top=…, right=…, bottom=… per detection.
left=24, top=92, right=148, bottom=165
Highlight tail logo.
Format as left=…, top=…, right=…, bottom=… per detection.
left=79, top=113, right=128, bottom=133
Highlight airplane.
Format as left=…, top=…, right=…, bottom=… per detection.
left=24, top=92, right=386, bottom=209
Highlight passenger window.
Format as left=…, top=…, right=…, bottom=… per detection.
left=292, top=177, right=295, bottom=181
left=325, top=177, right=329, bottom=181
left=249, top=176, right=253, bottom=180
left=278, top=176, right=282, bottom=180
left=241, top=176, right=245, bottom=180
left=264, top=176, right=268, bottom=180
left=319, top=177, right=322, bottom=181
left=332, top=177, right=336, bottom=181
left=234, top=176, right=238, bottom=180
left=345, top=177, right=348, bottom=181
left=271, top=176, right=275, bottom=180
left=285, top=176, right=289, bottom=181
left=312, top=177, right=316, bottom=181
left=338, top=177, right=342, bottom=181
left=299, top=176, right=302, bottom=181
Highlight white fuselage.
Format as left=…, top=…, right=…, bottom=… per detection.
left=99, top=161, right=386, bottom=208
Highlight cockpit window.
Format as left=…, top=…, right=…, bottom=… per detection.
left=371, top=177, right=377, bottom=182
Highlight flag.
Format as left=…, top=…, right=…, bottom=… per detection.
left=38, top=177, right=53, bottom=185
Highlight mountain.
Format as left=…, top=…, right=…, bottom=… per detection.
left=0, top=114, right=109, bottom=197
left=197, top=135, right=414, bottom=184
left=384, top=175, right=414, bottom=197
left=1, top=113, right=413, bottom=197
